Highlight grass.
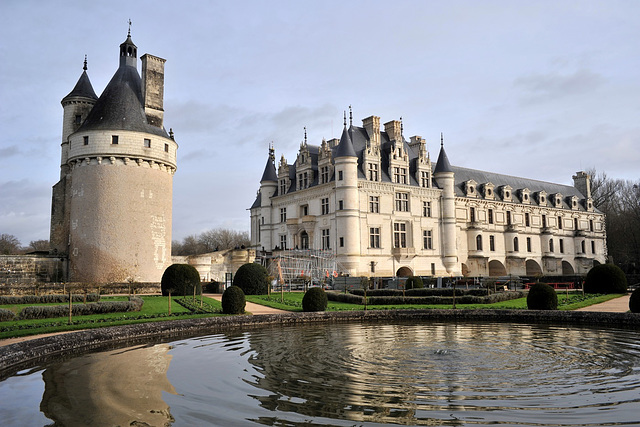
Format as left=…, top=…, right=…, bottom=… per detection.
left=0, top=295, right=223, bottom=340
left=247, top=291, right=627, bottom=312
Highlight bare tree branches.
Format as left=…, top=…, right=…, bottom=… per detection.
left=172, top=229, right=250, bottom=256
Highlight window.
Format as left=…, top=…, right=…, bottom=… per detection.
left=558, top=216, right=563, bottom=229
left=431, top=263, right=436, bottom=276
left=301, top=205, right=308, bottom=216
left=280, top=208, right=287, bottom=222
left=506, top=211, right=512, bottom=225
left=75, top=115, right=82, bottom=125
left=420, top=171, right=430, bottom=187
left=488, top=209, right=494, bottom=224
left=321, top=198, right=329, bottom=215
left=338, top=170, right=343, bottom=181
left=581, top=240, right=585, bottom=253
left=280, top=235, right=287, bottom=250
left=393, top=223, right=407, bottom=248
left=422, top=201, right=432, bottom=217
left=542, top=215, right=547, bottom=228
left=526, top=237, right=531, bottom=252
left=574, top=218, right=579, bottom=231
left=370, top=227, right=380, bottom=248
left=393, top=167, right=407, bottom=184
left=559, top=239, right=564, bottom=253
left=489, top=235, right=495, bottom=251
left=525, top=213, right=530, bottom=227
left=338, top=200, right=344, bottom=210
left=476, top=235, right=483, bottom=251
left=549, top=239, right=554, bottom=253
left=590, top=220, right=594, bottom=232
left=369, top=196, right=379, bottom=213
left=111, top=135, right=119, bottom=144
left=591, top=240, right=595, bottom=253
left=423, top=230, right=433, bottom=250
left=297, top=172, right=308, bottom=190
left=339, top=237, right=344, bottom=247
left=367, top=163, right=378, bottom=181
left=280, top=179, right=288, bottom=195
left=470, top=207, right=476, bottom=222
left=395, top=192, right=409, bottom=212
left=144, top=138, right=151, bottom=148
left=322, top=229, right=330, bottom=250
left=320, top=166, right=329, bottom=184
left=164, top=143, right=169, bottom=152
left=513, top=237, right=519, bottom=252
left=83, top=136, right=89, bottom=145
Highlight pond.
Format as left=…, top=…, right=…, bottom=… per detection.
left=1, top=321, right=639, bottom=426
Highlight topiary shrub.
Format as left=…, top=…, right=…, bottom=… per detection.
left=302, top=287, right=328, bottom=312
left=161, top=264, right=202, bottom=296
left=405, top=276, right=424, bottom=290
left=233, top=263, right=269, bottom=295
left=222, top=286, right=246, bottom=314
left=527, top=283, right=558, bottom=310
left=584, top=264, right=628, bottom=294
left=630, top=288, right=640, bottom=313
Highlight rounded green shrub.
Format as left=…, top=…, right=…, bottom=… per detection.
left=302, top=287, right=328, bottom=312
left=405, top=276, right=424, bottom=290
left=233, top=263, right=269, bottom=295
left=161, top=264, right=202, bottom=296
left=222, top=286, right=246, bottom=314
left=629, top=288, right=640, bottom=313
left=527, top=283, right=558, bottom=310
left=584, top=264, right=628, bottom=294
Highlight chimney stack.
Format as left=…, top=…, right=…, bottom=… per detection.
left=141, top=54, right=166, bottom=128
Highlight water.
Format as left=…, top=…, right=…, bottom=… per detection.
left=1, top=321, right=639, bottom=426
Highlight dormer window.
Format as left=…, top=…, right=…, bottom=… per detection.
left=501, top=185, right=513, bottom=202
left=483, top=183, right=495, bottom=200
left=553, top=193, right=563, bottom=208
left=570, top=196, right=579, bottom=210
left=464, top=180, right=478, bottom=197
left=520, top=188, right=531, bottom=204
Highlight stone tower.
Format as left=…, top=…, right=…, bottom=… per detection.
left=433, top=137, right=458, bottom=275
left=50, top=30, right=178, bottom=283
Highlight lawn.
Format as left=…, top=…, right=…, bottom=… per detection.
left=247, top=291, right=625, bottom=312
left=0, top=295, right=223, bottom=340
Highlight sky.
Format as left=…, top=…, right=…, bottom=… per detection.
left=1, top=0, right=639, bottom=247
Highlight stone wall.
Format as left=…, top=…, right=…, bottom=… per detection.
left=0, top=255, right=66, bottom=286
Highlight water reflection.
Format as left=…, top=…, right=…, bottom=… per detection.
left=40, top=343, right=176, bottom=426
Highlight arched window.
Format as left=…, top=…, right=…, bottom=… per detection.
left=581, top=240, right=586, bottom=253
left=476, top=235, right=483, bottom=251
left=513, top=237, right=519, bottom=252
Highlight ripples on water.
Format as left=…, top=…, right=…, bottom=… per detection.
left=1, top=322, right=639, bottom=426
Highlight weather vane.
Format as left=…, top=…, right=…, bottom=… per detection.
left=128, top=19, right=132, bottom=36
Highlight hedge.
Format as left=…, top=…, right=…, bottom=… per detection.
left=327, top=290, right=525, bottom=306
left=350, top=288, right=490, bottom=297
left=0, top=308, right=15, bottom=321
left=0, top=294, right=100, bottom=305
left=18, top=296, right=144, bottom=320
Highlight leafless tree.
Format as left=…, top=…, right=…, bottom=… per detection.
left=0, top=234, right=22, bottom=255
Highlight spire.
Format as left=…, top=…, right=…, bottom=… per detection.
left=304, top=127, right=307, bottom=145
left=349, top=105, right=353, bottom=127
left=335, top=114, right=357, bottom=158
left=260, top=144, right=278, bottom=183
left=83, top=55, right=87, bottom=71
left=434, top=133, right=452, bottom=173
left=62, top=57, right=98, bottom=103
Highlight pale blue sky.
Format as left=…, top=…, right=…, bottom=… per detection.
left=1, top=0, right=638, bottom=245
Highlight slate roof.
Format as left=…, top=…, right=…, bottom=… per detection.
left=76, top=50, right=168, bottom=138
left=434, top=144, right=453, bottom=173
left=62, top=70, right=98, bottom=102
left=334, top=125, right=357, bottom=158
left=260, top=157, right=277, bottom=182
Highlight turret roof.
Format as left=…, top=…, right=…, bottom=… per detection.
left=260, top=156, right=278, bottom=182
left=334, top=125, right=357, bottom=158
left=62, top=66, right=98, bottom=102
left=434, top=143, right=452, bottom=173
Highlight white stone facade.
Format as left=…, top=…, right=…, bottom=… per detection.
left=250, top=115, right=606, bottom=279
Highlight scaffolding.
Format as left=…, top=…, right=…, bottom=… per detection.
left=261, top=249, right=345, bottom=289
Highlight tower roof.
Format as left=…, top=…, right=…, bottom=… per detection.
left=260, top=147, right=278, bottom=182
left=334, top=124, right=357, bottom=158
left=62, top=58, right=98, bottom=103
left=434, top=137, right=452, bottom=173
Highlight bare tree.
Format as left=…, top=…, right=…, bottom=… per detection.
left=199, top=228, right=249, bottom=252
left=28, top=239, right=50, bottom=252
left=0, top=234, right=22, bottom=255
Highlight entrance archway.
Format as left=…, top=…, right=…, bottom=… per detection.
left=525, top=260, right=542, bottom=276
left=562, top=261, right=575, bottom=275
left=300, top=231, right=309, bottom=249
left=488, top=260, right=506, bottom=276
left=396, top=266, right=413, bottom=277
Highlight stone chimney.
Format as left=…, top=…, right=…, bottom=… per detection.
left=572, top=171, right=592, bottom=199
left=362, top=115, right=380, bottom=147
left=384, top=120, right=402, bottom=143
left=141, top=54, right=166, bottom=128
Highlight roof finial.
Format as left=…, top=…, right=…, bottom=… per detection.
left=83, top=55, right=87, bottom=71
left=269, top=142, right=275, bottom=161
left=440, top=132, right=444, bottom=147
left=349, top=105, right=353, bottom=126
left=304, top=127, right=307, bottom=144
left=128, top=19, right=132, bottom=37
left=343, top=111, right=347, bottom=127
left=400, top=116, right=403, bottom=134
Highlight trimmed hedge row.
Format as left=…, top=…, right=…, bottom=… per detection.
left=0, top=308, right=15, bottom=321
left=0, top=294, right=100, bottom=305
left=327, top=292, right=365, bottom=304
left=327, top=291, right=525, bottom=306
left=350, top=288, right=490, bottom=297
left=18, top=296, right=144, bottom=320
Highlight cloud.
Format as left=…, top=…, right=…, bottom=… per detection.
left=0, top=145, right=20, bottom=158
left=514, top=69, right=605, bottom=104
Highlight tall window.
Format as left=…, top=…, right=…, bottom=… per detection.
left=369, top=196, right=379, bottom=213
left=559, top=239, right=564, bottom=253
left=322, top=229, right=330, bottom=250
left=320, top=166, right=329, bottom=184
left=422, top=201, right=432, bottom=217
left=513, top=237, right=519, bottom=252
left=590, top=220, right=594, bottom=232
left=574, top=218, right=579, bottom=231
left=423, top=230, right=433, bottom=249
left=489, top=235, right=495, bottom=251
left=581, top=240, right=585, bottom=253
left=549, top=239, right=554, bottom=253
left=395, top=192, right=409, bottom=212
left=370, top=227, right=380, bottom=248
left=470, top=207, right=476, bottom=222
left=338, top=200, right=344, bottom=210
left=280, top=235, right=287, bottom=250
left=338, top=170, right=343, bottom=181
left=300, top=205, right=308, bottom=216
left=368, top=163, right=378, bottom=181
left=420, top=171, right=430, bottom=187
left=542, top=214, right=547, bottom=228
left=321, top=198, right=329, bottom=215
left=164, top=143, right=169, bottom=152
left=297, top=172, right=308, bottom=190
left=393, top=223, right=407, bottom=248
left=280, top=179, right=287, bottom=195
left=476, top=235, right=483, bottom=251
left=83, top=136, right=89, bottom=145
left=525, top=213, right=530, bottom=227
left=280, top=208, right=287, bottom=222
left=393, top=167, right=407, bottom=184
left=506, top=211, right=512, bottom=225
left=75, top=115, right=82, bottom=125
left=591, top=240, right=595, bottom=253
left=558, top=216, right=563, bottom=229
left=488, top=209, right=494, bottom=224
left=526, top=237, right=531, bottom=252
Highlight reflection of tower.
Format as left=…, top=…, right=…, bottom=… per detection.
left=434, top=136, right=457, bottom=275
left=50, top=29, right=178, bottom=282
left=40, top=344, right=177, bottom=425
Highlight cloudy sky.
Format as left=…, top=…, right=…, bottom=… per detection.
left=1, top=0, right=638, bottom=246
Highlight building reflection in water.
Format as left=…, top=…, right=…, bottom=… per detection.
left=40, top=343, right=177, bottom=426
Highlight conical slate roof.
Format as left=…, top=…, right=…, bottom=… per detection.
left=62, top=70, right=98, bottom=102
left=334, top=125, right=357, bottom=158
left=260, top=156, right=277, bottom=182
left=434, top=144, right=452, bottom=173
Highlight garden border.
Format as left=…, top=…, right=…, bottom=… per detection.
left=1, top=309, right=638, bottom=378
